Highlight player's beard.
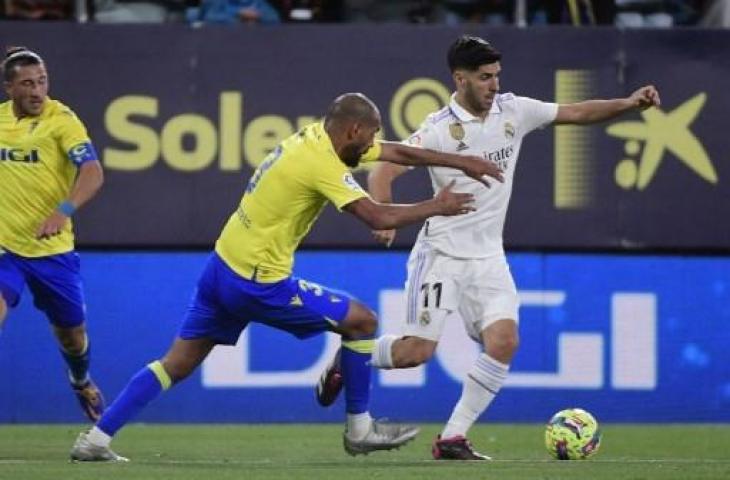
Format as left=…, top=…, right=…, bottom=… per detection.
left=340, top=143, right=362, bottom=168
left=15, top=95, right=44, bottom=117
left=464, top=83, right=490, bottom=116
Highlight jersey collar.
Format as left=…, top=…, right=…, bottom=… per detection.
left=449, top=93, right=501, bottom=123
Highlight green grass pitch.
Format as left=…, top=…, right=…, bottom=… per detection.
left=1, top=424, right=728, bottom=480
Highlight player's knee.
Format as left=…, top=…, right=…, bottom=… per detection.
left=58, top=336, right=78, bottom=354
left=488, top=330, right=519, bottom=360
left=342, top=301, right=378, bottom=338
left=360, top=311, right=378, bottom=336
left=54, top=326, right=87, bottom=355
left=353, top=310, right=377, bottom=337
left=502, top=332, right=520, bottom=354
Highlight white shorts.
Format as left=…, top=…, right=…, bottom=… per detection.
left=403, top=244, right=519, bottom=343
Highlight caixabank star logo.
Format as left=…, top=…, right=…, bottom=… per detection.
left=553, top=69, right=718, bottom=209
left=606, top=93, right=717, bottom=190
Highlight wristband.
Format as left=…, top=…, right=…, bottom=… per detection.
left=57, top=200, right=77, bottom=217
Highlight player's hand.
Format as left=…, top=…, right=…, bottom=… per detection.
left=36, top=211, right=69, bottom=240
left=458, top=154, right=504, bottom=188
left=372, top=229, right=396, bottom=247
left=630, top=85, right=661, bottom=111
left=434, top=180, right=475, bottom=216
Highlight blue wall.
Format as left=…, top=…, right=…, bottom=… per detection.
left=1, top=252, right=728, bottom=423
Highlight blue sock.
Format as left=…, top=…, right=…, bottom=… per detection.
left=341, top=338, right=374, bottom=414
left=61, top=336, right=90, bottom=385
left=97, top=361, right=172, bottom=436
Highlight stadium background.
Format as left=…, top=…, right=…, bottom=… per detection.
left=1, top=24, right=728, bottom=426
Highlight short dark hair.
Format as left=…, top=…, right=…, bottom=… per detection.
left=324, top=92, right=379, bottom=128
left=447, top=35, right=501, bottom=72
left=2, top=47, right=43, bottom=81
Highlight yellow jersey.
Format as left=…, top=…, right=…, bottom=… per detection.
left=216, top=121, right=382, bottom=282
left=0, top=98, right=97, bottom=257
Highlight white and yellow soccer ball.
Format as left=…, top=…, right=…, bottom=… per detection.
left=545, top=408, right=602, bottom=460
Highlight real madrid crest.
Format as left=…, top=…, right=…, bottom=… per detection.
left=419, top=310, right=431, bottom=326
left=504, top=121, right=515, bottom=140
left=449, top=122, right=468, bottom=151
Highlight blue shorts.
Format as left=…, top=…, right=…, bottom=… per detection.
left=0, top=249, right=86, bottom=328
left=179, top=253, right=353, bottom=345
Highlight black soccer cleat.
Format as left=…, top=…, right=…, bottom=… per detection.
left=315, top=348, right=343, bottom=407
left=432, top=435, right=491, bottom=461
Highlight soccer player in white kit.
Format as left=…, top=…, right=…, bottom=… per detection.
left=317, top=35, right=660, bottom=460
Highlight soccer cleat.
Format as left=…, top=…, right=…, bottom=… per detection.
left=343, top=420, right=420, bottom=456
left=432, top=435, right=491, bottom=460
left=315, top=348, right=342, bottom=407
left=72, top=377, right=106, bottom=422
left=69, top=431, right=129, bottom=463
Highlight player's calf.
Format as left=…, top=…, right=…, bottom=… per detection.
left=391, top=336, right=437, bottom=368
left=483, top=319, right=519, bottom=364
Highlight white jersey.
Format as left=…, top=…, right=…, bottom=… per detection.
left=408, top=93, right=558, bottom=259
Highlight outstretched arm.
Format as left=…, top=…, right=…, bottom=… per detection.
left=367, top=162, right=410, bottom=247
left=555, top=85, right=661, bottom=125
left=377, top=141, right=503, bottom=187
left=344, top=181, right=473, bottom=231
left=36, top=161, right=104, bottom=239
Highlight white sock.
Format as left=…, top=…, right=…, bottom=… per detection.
left=346, top=412, right=373, bottom=439
left=441, top=354, right=509, bottom=439
left=369, top=335, right=398, bottom=369
left=86, top=426, right=112, bottom=447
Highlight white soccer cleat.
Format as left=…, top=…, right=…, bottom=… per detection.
left=343, top=420, right=420, bottom=456
left=70, top=431, right=129, bottom=463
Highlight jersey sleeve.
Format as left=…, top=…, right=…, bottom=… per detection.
left=314, top=160, right=369, bottom=211
left=515, top=96, right=558, bottom=135
left=359, top=141, right=383, bottom=164
left=403, top=118, right=441, bottom=151
left=57, top=109, right=99, bottom=166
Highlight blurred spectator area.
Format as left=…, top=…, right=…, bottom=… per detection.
left=0, top=0, right=726, bottom=27
left=339, top=1, right=712, bottom=26
left=0, top=0, right=187, bottom=22
left=2, top=0, right=76, bottom=19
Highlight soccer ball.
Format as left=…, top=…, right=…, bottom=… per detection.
left=544, top=408, right=602, bottom=460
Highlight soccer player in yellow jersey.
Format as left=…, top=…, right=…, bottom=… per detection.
left=0, top=47, right=105, bottom=421
left=70, top=92, right=503, bottom=462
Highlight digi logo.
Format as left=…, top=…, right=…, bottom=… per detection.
left=606, top=93, right=717, bottom=190
left=201, top=289, right=658, bottom=391
left=0, top=147, right=40, bottom=163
